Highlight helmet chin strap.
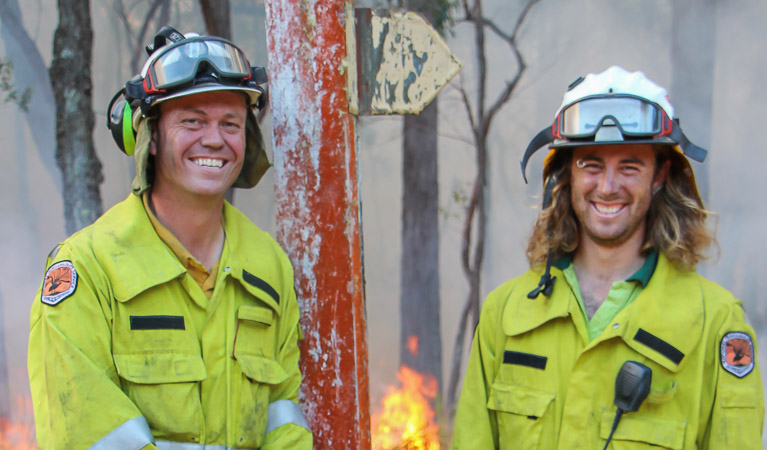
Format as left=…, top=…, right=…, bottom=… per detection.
left=527, top=173, right=559, bottom=299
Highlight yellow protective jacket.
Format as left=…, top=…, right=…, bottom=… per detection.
left=451, top=253, right=764, bottom=449
left=29, top=194, right=312, bottom=449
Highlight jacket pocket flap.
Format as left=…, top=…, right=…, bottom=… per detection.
left=114, top=353, right=206, bottom=384
left=720, top=383, right=758, bottom=408
left=599, top=410, right=686, bottom=449
left=239, top=305, right=274, bottom=326
left=237, top=355, right=289, bottom=385
left=486, top=382, right=554, bottom=417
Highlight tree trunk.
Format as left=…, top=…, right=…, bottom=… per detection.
left=400, top=101, right=441, bottom=389
left=671, top=0, right=716, bottom=205
left=199, top=0, right=232, bottom=40
left=50, top=0, right=103, bottom=234
left=0, top=0, right=58, bottom=189
left=399, top=0, right=445, bottom=398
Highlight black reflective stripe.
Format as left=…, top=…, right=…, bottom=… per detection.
left=242, top=270, right=280, bottom=305
left=634, top=328, right=684, bottom=365
left=504, top=350, right=547, bottom=370
left=130, top=315, right=185, bottom=330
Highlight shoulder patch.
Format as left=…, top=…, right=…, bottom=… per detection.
left=721, top=332, right=755, bottom=378
left=41, top=260, right=78, bottom=306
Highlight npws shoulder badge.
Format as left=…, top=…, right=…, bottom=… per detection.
left=721, top=332, right=755, bottom=378
left=41, top=261, right=78, bottom=306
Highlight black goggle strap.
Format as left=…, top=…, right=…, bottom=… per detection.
left=146, top=26, right=186, bottom=56
left=521, top=126, right=555, bottom=184
left=669, top=119, right=707, bottom=163
left=527, top=173, right=558, bottom=299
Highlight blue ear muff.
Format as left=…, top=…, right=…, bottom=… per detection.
left=107, top=89, right=138, bottom=155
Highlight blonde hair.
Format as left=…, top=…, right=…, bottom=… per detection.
left=525, top=148, right=715, bottom=271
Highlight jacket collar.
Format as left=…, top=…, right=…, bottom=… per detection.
left=610, top=254, right=703, bottom=372
left=93, top=194, right=184, bottom=302
left=93, top=194, right=283, bottom=314
left=503, top=266, right=585, bottom=340
left=503, top=253, right=703, bottom=372
left=220, top=202, right=282, bottom=314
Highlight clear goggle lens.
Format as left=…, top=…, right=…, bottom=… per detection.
left=558, top=95, right=667, bottom=138
left=149, top=38, right=251, bottom=89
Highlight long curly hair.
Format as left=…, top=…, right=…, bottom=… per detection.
left=525, top=147, right=715, bottom=271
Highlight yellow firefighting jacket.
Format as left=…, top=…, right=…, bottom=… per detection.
left=29, top=194, right=312, bottom=449
left=451, top=253, right=764, bottom=449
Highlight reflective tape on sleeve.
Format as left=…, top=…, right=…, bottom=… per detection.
left=265, top=400, right=310, bottom=434
left=88, top=416, right=153, bottom=450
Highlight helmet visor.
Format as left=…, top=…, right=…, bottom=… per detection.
left=149, top=37, right=251, bottom=90
left=557, top=95, right=670, bottom=139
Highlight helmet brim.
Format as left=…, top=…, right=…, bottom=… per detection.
left=152, top=83, right=262, bottom=109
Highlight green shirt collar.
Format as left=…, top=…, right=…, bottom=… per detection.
left=626, top=249, right=658, bottom=287
left=551, top=248, right=658, bottom=286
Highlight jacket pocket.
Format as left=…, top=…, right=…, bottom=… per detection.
left=716, top=383, right=760, bottom=449
left=599, top=409, right=686, bottom=449
left=233, top=305, right=277, bottom=360
left=487, top=382, right=555, bottom=450
left=113, top=352, right=206, bottom=441
left=234, top=354, right=290, bottom=447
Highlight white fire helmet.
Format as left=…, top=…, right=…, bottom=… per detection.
left=520, top=65, right=706, bottom=204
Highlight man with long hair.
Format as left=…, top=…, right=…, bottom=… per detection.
left=451, top=66, right=763, bottom=449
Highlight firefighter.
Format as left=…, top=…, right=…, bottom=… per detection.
left=450, top=66, right=764, bottom=449
left=28, top=26, right=312, bottom=449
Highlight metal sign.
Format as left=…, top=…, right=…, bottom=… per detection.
left=351, top=8, right=462, bottom=115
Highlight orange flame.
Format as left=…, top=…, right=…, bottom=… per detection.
left=371, top=365, right=440, bottom=450
left=0, top=396, right=38, bottom=450
left=406, top=336, right=419, bottom=357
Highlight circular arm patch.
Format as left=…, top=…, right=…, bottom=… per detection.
left=720, top=332, right=755, bottom=378
left=41, top=260, right=78, bottom=306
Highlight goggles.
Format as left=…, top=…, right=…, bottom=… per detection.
left=138, top=36, right=252, bottom=94
left=553, top=94, right=673, bottom=140
left=520, top=94, right=707, bottom=184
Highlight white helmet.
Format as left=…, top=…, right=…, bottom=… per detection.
left=520, top=65, right=706, bottom=189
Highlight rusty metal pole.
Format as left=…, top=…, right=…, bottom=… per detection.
left=264, top=0, right=371, bottom=448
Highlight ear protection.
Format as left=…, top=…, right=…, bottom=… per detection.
left=106, top=25, right=268, bottom=156
left=107, top=88, right=138, bottom=155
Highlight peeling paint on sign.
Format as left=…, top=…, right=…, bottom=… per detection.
left=352, top=8, right=462, bottom=115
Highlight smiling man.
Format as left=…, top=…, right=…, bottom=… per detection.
left=450, top=66, right=764, bottom=449
left=28, top=27, right=312, bottom=449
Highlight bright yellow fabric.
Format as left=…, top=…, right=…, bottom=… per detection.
left=142, top=191, right=218, bottom=298
left=29, top=194, right=312, bottom=449
left=451, top=253, right=764, bottom=449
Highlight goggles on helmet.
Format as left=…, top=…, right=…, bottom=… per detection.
left=122, top=33, right=266, bottom=116
left=140, top=36, right=252, bottom=93
left=554, top=94, right=673, bottom=140
left=521, top=97, right=706, bottom=184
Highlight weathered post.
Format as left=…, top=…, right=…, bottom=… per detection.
left=264, top=0, right=371, bottom=448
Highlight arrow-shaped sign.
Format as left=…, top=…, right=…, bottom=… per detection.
left=349, top=8, right=462, bottom=116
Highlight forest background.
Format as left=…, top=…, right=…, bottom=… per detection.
left=2, top=0, right=767, bottom=445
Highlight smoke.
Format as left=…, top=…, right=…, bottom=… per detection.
left=4, top=0, right=767, bottom=445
